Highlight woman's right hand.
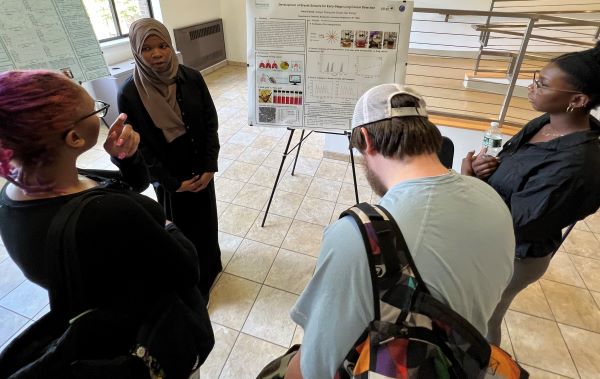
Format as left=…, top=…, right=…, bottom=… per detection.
left=471, top=148, right=500, bottom=179
left=176, top=175, right=202, bottom=192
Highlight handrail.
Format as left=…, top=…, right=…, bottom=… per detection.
left=414, top=8, right=600, bottom=27
left=474, top=28, right=597, bottom=48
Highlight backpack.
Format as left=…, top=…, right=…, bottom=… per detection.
left=336, top=202, right=528, bottom=379
left=0, top=186, right=214, bottom=379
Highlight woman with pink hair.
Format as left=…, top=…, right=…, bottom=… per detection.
left=0, top=70, right=212, bottom=378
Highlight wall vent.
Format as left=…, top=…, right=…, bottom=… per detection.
left=174, top=19, right=226, bottom=71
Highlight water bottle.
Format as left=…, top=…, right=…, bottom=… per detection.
left=483, top=121, right=502, bottom=157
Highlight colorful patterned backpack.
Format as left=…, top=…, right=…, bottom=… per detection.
left=337, top=203, right=528, bottom=379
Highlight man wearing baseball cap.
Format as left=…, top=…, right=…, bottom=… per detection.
left=285, top=84, right=515, bottom=379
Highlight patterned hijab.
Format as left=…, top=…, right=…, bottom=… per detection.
left=129, top=18, right=186, bottom=142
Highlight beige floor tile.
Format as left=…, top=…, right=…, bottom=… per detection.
left=219, top=333, right=287, bottom=379
left=0, top=243, right=8, bottom=263
left=281, top=220, right=325, bottom=257
left=562, top=230, right=600, bottom=260
left=214, top=177, right=245, bottom=202
left=371, top=191, right=382, bottom=203
left=330, top=202, right=353, bottom=224
left=306, top=177, right=342, bottom=202
left=220, top=161, right=260, bottom=182
left=200, top=323, right=239, bottom=379
left=251, top=134, right=282, bottom=150
left=337, top=182, right=372, bottom=205
left=295, top=197, right=336, bottom=226
left=559, top=324, right=600, bottom=379
left=543, top=253, right=586, bottom=288
left=208, top=273, right=261, bottom=330
left=216, top=157, right=234, bottom=175
left=248, top=166, right=279, bottom=187
left=237, top=147, right=270, bottom=165
left=286, top=157, right=321, bottom=177
left=573, top=221, right=590, bottom=232
left=227, top=131, right=258, bottom=146
left=500, top=319, right=515, bottom=358
left=592, top=292, right=600, bottom=309
left=504, top=310, right=578, bottom=378
left=569, top=255, right=600, bottom=292
left=344, top=163, right=370, bottom=187
left=218, top=204, right=260, bottom=237
left=259, top=127, right=287, bottom=138
left=265, top=249, right=317, bottom=295
left=291, top=326, right=304, bottom=347
left=540, top=279, right=600, bottom=333
left=246, top=213, right=293, bottom=247
left=224, top=239, right=279, bottom=282
left=0, top=259, right=26, bottom=299
left=509, top=281, right=554, bottom=320
left=219, top=142, right=245, bottom=160
left=0, top=280, right=48, bottom=319
left=0, top=307, right=29, bottom=348
left=315, top=160, right=348, bottom=181
left=584, top=213, right=600, bottom=234
left=218, top=232, right=243, bottom=267
left=242, top=286, right=298, bottom=347
left=518, top=364, right=574, bottom=379
left=216, top=200, right=229, bottom=218
left=262, top=150, right=292, bottom=170
left=231, top=183, right=272, bottom=211
left=265, top=190, right=304, bottom=219
left=278, top=173, right=313, bottom=195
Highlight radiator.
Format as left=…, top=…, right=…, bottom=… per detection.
left=173, top=19, right=226, bottom=71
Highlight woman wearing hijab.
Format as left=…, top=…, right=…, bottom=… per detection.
left=118, top=18, right=221, bottom=300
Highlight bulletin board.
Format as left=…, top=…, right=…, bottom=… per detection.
left=247, top=0, right=414, bottom=130
left=0, top=0, right=109, bottom=83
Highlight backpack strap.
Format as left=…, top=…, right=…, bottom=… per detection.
left=45, top=190, right=110, bottom=318
left=341, top=202, right=429, bottom=320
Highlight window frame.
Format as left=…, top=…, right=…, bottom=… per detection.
left=92, top=0, right=154, bottom=43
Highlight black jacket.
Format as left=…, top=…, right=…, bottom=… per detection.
left=488, top=113, right=600, bottom=258
left=118, top=65, right=219, bottom=192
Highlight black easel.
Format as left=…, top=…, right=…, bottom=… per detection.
left=261, top=127, right=360, bottom=227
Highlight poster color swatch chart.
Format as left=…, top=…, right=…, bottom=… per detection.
left=247, top=0, right=414, bottom=130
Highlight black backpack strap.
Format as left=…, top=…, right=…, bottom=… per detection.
left=45, top=190, right=108, bottom=318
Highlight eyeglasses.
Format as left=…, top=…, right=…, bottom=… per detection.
left=532, top=71, right=580, bottom=94
left=74, top=100, right=110, bottom=124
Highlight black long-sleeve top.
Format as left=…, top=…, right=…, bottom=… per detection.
left=117, top=65, right=220, bottom=192
left=0, top=155, right=200, bottom=317
left=488, top=113, right=600, bottom=258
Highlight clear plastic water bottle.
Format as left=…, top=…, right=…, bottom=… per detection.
left=483, top=121, right=502, bottom=157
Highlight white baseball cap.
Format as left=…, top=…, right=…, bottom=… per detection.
left=351, top=84, right=428, bottom=129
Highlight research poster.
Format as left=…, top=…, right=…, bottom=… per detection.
left=0, top=0, right=109, bottom=83
left=247, top=0, right=414, bottom=130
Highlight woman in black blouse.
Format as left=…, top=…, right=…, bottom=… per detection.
left=0, top=70, right=212, bottom=377
left=462, top=42, right=600, bottom=344
left=118, top=18, right=221, bottom=300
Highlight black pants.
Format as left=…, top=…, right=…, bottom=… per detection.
left=156, top=181, right=222, bottom=298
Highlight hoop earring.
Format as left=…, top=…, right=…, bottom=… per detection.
left=566, top=105, right=574, bottom=113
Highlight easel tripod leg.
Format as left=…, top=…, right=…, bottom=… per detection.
left=262, top=129, right=295, bottom=227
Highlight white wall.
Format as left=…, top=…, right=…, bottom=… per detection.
left=220, top=0, right=246, bottom=62
left=101, top=0, right=222, bottom=65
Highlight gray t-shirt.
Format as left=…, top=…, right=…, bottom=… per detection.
left=290, top=171, right=515, bottom=379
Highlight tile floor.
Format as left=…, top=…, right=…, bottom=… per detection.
left=1, top=64, right=600, bottom=379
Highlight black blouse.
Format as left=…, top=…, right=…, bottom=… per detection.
left=118, top=65, right=220, bottom=192
left=488, top=114, right=600, bottom=258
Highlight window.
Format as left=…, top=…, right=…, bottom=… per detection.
left=83, top=0, right=153, bottom=42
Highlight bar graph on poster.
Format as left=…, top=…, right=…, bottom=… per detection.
left=0, top=0, right=109, bottom=83
left=247, top=0, right=414, bottom=131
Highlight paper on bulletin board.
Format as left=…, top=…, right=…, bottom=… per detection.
left=0, top=0, right=109, bottom=83
left=247, top=0, right=414, bottom=131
